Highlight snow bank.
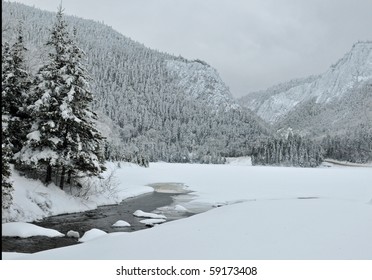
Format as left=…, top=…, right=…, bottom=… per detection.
left=225, top=156, right=252, bottom=166
left=2, top=252, right=31, bottom=260
left=78, top=229, right=107, bottom=242
left=323, top=159, right=372, bottom=168
left=2, top=168, right=91, bottom=223
left=2, top=163, right=152, bottom=223
left=2, top=222, right=64, bottom=238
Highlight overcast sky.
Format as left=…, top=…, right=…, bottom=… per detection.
left=8, top=0, right=372, bottom=97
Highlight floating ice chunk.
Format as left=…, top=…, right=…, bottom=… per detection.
left=133, top=210, right=166, bottom=219
left=148, top=182, right=190, bottom=194
left=174, top=205, right=188, bottom=212
left=157, top=204, right=189, bottom=213
left=66, top=230, right=80, bottom=238
left=140, top=219, right=166, bottom=226
left=112, top=220, right=131, bottom=227
left=79, top=228, right=107, bottom=242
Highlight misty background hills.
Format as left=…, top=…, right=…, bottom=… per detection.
left=239, top=42, right=372, bottom=138
left=239, top=41, right=372, bottom=163
left=2, top=1, right=371, bottom=164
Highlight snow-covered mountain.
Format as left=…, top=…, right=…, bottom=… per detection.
left=166, top=59, right=238, bottom=109
left=2, top=2, right=269, bottom=163
left=239, top=42, right=372, bottom=132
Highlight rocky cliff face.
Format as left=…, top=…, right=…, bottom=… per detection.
left=166, top=59, right=238, bottom=109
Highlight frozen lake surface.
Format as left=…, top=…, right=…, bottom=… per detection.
left=3, top=161, right=372, bottom=259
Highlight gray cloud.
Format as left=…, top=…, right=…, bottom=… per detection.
left=8, top=0, right=372, bottom=97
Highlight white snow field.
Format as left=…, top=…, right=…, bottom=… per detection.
left=2, top=160, right=372, bottom=259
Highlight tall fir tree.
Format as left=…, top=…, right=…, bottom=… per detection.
left=2, top=23, right=32, bottom=155
left=16, top=6, right=106, bottom=189
left=2, top=23, right=31, bottom=210
left=57, top=26, right=106, bottom=189
left=2, top=42, right=14, bottom=210
left=1, top=112, right=14, bottom=210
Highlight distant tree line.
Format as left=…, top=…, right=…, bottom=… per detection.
left=321, top=125, right=372, bottom=163
left=251, top=126, right=372, bottom=167
left=252, top=132, right=323, bottom=167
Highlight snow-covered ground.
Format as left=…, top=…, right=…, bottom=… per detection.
left=2, top=159, right=372, bottom=259
left=2, top=163, right=153, bottom=223
left=2, top=222, right=64, bottom=238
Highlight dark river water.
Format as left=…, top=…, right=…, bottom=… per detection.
left=2, top=191, right=193, bottom=254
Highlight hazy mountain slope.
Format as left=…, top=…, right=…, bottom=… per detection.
left=239, top=42, right=372, bottom=133
left=239, top=75, right=320, bottom=124
left=276, top=82, right=372, bottom=137
left=239, top=41, right=372, bottom=163
left=2, top=2, right=269, bottom=162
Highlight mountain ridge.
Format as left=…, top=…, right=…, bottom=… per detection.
left=239, top=41, right=372, bottom=138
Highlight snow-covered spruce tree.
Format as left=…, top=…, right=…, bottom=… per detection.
left=1, top=114, right=13, bottom=210
left=16, top=6, right=106, bottom=189
left=2, top=42, right=14, bottom=209
left=2, top=24, right=32, bottom=155
left=58, top=27, right=106, bottom=189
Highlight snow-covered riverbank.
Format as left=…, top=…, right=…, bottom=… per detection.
left=2, top=163, right=154, bottom=223
left=3, top=160, right=372, bottom=259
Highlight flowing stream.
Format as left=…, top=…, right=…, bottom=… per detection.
left=2, top=185, right=195, bottom=254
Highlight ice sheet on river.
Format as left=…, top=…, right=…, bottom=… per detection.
left=148, top=182, right=191, bottom=194
left=133, top=210, right=167, bottom=219
left=139, top=219, right=166, bottom=226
